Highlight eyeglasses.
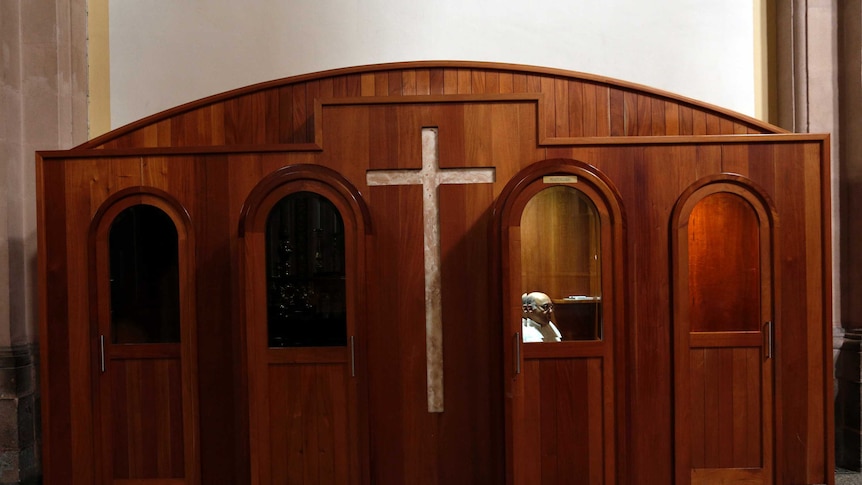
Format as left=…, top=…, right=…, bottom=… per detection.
left=523, top=302, right=554, bottom=312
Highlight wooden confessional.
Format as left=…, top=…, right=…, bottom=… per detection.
left=36, top=61, right=834, bottom=485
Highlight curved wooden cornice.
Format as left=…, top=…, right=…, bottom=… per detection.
left=77, top=60, right=785, bottom=152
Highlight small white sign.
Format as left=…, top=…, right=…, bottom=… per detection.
left=543, top=175, right=578, bottom=184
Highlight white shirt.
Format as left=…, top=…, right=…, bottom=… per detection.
left=522, top=318, right=562, bottom=343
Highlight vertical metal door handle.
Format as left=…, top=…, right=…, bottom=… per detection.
left=514, top=332, right=521, bottom=375
left=764, top=321, right=774, bottom=359
left=99, top=335, right=106, bottom=373
left=350, top=335, right=356, bottom=377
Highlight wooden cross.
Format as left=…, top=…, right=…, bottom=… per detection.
left=366, top=127, right=495, bottom=412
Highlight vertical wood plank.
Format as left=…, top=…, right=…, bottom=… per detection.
left=278, top=85, right=295, bottom=144
left=443, top=69, right=458, bottom=95
left=438, top=183, right=499, bottom=484
left=360, top=73, right=375, bottom=96
left=705, top=113, right=721, bottom=135
left=703, top=349, right=720, bottom=467
left=388, top=71, right=402, bottom=96
left=650, top=97, right=666, bottom=136
left=306, top=80, right=320, bottom=142
left=498, top=71, right=514, bottom=94
left=595, top=85, right=611, bottom=137
left=803, top=141, right=827, bottom=485
left=416, top=69, right=431, bottom=95
left=664, top=101, right=680, bottom=136
left=332, top=75, right=348, bottom=98
left=457, top=69, right=472, bottom=94
left=692, top=110, right=707, bottom=135
left=345, top=74, right=362, bottom=97
left=569, top=82, right=585, bottom=138
left=609, top=88, right=625, bottom=136
left=583, top=83, right=598, bottom=137
left=292, top=84, right=309, bottom=144
left=471, top=70, right=486, bottom=94
left=554, top=78, right=569, bottom=138
left=429, top=68, right=444, bottom=95
left=539, top=361, right=559, bottom=484
left=623, top=92, right=638, bottom=136
left=690, top=349, right=706, bottom=468
left=678, top=105, right=694, bottom=136
left=402, top=70, right=417, bottom=95
left=587, top=359, right=604, bottom=484
left=485, top=71, right=499, bottom=94
left=636, top=95, right=652, bottom=136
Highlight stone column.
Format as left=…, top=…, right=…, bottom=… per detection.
left=0, top=0, right=87, bottom=482
left=837, top=0, right=862, bottom=470
left=776, top=0, right=853, bottom=471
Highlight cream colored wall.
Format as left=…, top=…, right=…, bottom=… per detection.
left=94, top=0, right=760, bottom=132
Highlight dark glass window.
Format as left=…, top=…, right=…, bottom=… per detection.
left=266, top=192, right=346, bottom=347
left=109, top=205, right=180, bottom=344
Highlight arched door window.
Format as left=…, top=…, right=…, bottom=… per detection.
left=520, top=185, right=602, bottom=342
left=109, top=205, right=180, bottom=344
left=265, top=191, right=346, bottom=347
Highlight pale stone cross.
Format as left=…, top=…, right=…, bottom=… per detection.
left=366, top=128, right=495, bottom=412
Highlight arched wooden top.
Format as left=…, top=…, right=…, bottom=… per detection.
left=78, top=60, right=785, bottom=151
left=237, top=164, right=372, bottom=237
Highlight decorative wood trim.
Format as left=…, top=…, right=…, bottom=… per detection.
left=38, top=133, right=829, bottom=162
left=237, top=164, right=372, bottom=237
left=75, top=61, right=786, bottom=151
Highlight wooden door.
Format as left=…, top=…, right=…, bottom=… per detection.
left=498, top=161, right=625, bottom=485
left=91, top=192, right=199, bottom=485
left=673, top=179, right=775, bottom=485
left=240, top=167, right=370, bottom=485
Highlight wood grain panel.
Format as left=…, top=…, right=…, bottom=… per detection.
left=554, top=78, right=569, bottom=138
left=365, top=184, right=434, bottom=485
left=80, top=63, right=778, bottom=151
left=520, top=358, right=605, bottom=485
left=438, top=183, right=500, bottom=484
left=38, top=159, right=73, bottom=484
left=109, top=358, right=185, bottom=479
left=772, top=143, right=808, bottom=483
left=689, top=348, right=762, bottom=469
left=630, top=146, right=676, bottom=484
left=67, top=158, right=119, bottom=485
left=197, top=155, right=239, bottom=485
left=268, top=363, right=350, bottom=485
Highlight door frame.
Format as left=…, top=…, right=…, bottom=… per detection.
left=238, top=164, right=372, bottom=485
left=88, top=187, right=200, bottom=485
left=671, top=174, right=780, bottom=485
left=494, top=159, right=628, bottom=485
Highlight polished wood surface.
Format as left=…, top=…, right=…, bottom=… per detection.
left=673, top=179, right=776, bottom=485
left=88, top=189, right=200, bottom=485
left=36, top=62, right=832, bottom=485
left=78, top=62, right=780, bottom=152
left=240, top=167, right=370, bottom=485
left=497, top=161, right=624, bottom=485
